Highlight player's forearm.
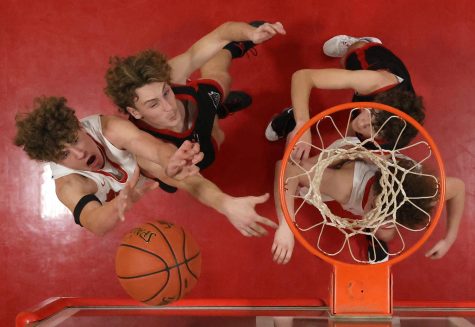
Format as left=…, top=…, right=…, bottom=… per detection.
left=291, top=70, right=313, bottom=125
left=135, top=137, right=179, bottom=178
left=273, top=161, right=286, bottom=223
left=82, top=201, right=121, bottom=236
left=178, top=175, right=233, bottom=215
left=444, top=178, right=465, bottom=244
left=149, top=144, right=174, bottom=174
left=274, top=160, right=298, bottom=224
left=214, top=21, right=256, bottom=44
left=187, top=22, right=255, bottom=57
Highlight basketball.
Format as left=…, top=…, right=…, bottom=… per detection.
left=115, top=221, right=201, bottom=306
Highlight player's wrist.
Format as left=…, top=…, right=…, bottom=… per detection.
left=444, top=232, right=457, bottom=245
left=295, top=119, right=307, bottom=128
left=217, top=193, right=235, bottom=216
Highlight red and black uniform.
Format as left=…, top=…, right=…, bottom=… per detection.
left=344, top=43, right=415, bottom=101
left=131, top=79, right=223, bottom=193
left=345, top=43, right=417, bottom=150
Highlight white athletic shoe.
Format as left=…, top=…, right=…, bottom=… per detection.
left=323, top=35, right=382, bottom=58
left=265, top=123, right=279, bottom=141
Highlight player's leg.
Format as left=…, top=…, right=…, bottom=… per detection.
left=199, top=49, right=252, bottom=119
left=200, top=21, right=266, bottom=119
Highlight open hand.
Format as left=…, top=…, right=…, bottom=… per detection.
left=117, top=166, right=158, bottom=221
left=425, top=239, right=452, bottom=259
left=272, top=224, right=295, bottom=264
left=224, top=193, right=278, bottom=237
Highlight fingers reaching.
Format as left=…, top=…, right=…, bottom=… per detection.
left=258, top=22, right=286, bottom=36
left=251, top=193, right=270, bottom=204
left=272, top=242, right=293, bottom=264
left=255, top=216, right=279, bottom=229
left=117, top=184, right=130, bottom=221
left=166, top=141, right=203, bottom=179
left=191, top=152, right=204, bottom=165
left=251, top=21, right=286, bottom=44
left=243, top=226, right=261, bottom=237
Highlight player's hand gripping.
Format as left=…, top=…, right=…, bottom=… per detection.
left=249, top=22, right=286, bottom=44
left=222, top=193, right=278, bottom=237
left=165, top=140, right=204, bottom=180
left=287, top=121, right=312, bottom=162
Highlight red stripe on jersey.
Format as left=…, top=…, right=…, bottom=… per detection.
left=91, top=137, right=128, bottom=183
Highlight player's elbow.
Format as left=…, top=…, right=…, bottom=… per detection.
left=83, top=218, right=115, bottom=237
left=91, top=229, right=107, bottom=237
left=89, top=225, right=113, bottom=237
left=446, top=177, right=465, bottom=200
left=454, top=178, right=465, bottom=195
left=292, top=69, right=309, bottom=82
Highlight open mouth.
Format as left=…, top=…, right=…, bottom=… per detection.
left=168, top=111, right=178, bottom=120
left=87, top=155, right=96, bottom=167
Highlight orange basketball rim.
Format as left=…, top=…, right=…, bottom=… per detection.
left=279, top=102, right=446, bottom=318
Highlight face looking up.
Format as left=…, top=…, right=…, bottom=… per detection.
left=57, top=129, right=104, bottom=171
left=351, top=108, right=375, bottom=139
left=128, top=82, right=182, bottom=131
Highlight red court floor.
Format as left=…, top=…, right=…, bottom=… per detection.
left=2, top=0, right=474, bottom=325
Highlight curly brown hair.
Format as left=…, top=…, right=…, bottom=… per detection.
left=104, top=49, right=172, bottom=113
left=372, top=89, right=425, bottom=149
left=14, top=96, right=80, bottom=162
left=373, top=158, right=439, bottom=229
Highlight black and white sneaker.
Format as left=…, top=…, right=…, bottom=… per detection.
left=217, top=91, right=252, bottom=119
left=368, top=238, right=389, bottom=264
left=265, top=107, right=296, bottom=141
left=223, top=21, right=265, bottom=59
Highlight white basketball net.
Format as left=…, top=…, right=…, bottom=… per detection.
left=286, top=108, right=440, bottom=263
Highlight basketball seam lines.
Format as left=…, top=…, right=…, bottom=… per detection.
left=116, top=244, right=200, bottom=279
left=182, top=230, right=200, bottom=281
left=147, top=222, right=184, bottom=303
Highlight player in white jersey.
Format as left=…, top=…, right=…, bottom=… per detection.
left=49, top=115, right=151, bottom=204
left=15, top=96, right=203, bottom=236
left=271, top=138, right=465, bottom=264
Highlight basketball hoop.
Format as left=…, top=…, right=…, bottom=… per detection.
left=279, top=102, right=446, bottom=316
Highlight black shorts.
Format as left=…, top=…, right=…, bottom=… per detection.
left=344, top=43, right=410, bottom=81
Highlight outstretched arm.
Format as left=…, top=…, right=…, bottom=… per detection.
left=271, top=160, right=298, bottom=264
left=102, top=115, right=203, bottom=180
left=137, top=158, right=278, bottom=237
left=287, top=69, right=388, bottom=160
left=425, top=177, right=465, bottom=259
left=169, top=21, right=286, bottom=84
left=55, top=168, right=157, bottom=236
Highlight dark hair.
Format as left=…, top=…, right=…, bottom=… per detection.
left=372, top=89, right=425, bottom=148
left=373, top=158, right=439, bottom=229
left=104, top=49, right=172, bottom=113
left=14, top=96, right=80, bottom=162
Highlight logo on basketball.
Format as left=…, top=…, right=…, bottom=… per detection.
left=131, top=227, right=156, bottom=243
